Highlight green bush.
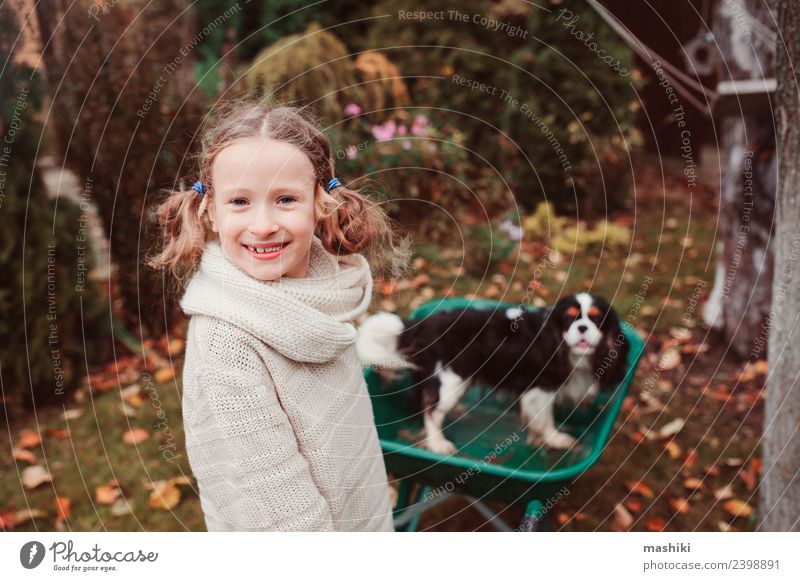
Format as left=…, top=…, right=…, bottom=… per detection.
left=0, top=7, right=111, bottom=416
left=353, top=0, right=640, bottom=217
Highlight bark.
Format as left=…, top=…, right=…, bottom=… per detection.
left=759, top=0, right=800, bottom=532
left=703, top=0, right=777, bottom=359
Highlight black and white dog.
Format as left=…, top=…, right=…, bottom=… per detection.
left=357, top=293, right=629, bottom=453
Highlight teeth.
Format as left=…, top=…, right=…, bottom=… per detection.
left=248, top=244, right=284, bottom=254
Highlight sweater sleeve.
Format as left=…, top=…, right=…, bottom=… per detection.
left=195, top=337, right=335, bottom=532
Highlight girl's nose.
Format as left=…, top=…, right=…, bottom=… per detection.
left=248, top=209, right=279, bottom=238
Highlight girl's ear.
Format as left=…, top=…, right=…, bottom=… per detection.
left=207, top=196, right=218, bottom=233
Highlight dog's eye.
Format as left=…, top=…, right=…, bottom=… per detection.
left=566, top=306, right=580, bottom=318
left=588, top=306, right=601, bottom=318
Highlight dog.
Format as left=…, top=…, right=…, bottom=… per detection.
left=356, top=293, right=629, bottom=454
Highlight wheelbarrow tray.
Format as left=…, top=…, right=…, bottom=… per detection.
left=365, top=297, right=645, bottom=505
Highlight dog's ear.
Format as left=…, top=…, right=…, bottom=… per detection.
left=539, top=308, right=571, bottom=388
left=593, top=307, right=630, bottom=389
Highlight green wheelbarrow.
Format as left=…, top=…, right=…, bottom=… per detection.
left=364, top=296, right=645, bottom=531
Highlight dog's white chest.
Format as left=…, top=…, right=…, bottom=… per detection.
left=556, top=355, right=598, bottom=404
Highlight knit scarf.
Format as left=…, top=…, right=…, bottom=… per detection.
left=180, top=237, right=373, bottom=364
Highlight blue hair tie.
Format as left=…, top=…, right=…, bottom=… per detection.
left=192, top=181, right=206, bottom=200
left=324, top=177, right=342, bottom=193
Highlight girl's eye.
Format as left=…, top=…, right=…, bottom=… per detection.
left=231, top=198, right=248, bottom=206
left=278, top=196, right=296, bottom=205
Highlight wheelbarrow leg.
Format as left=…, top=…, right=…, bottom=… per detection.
left=519, top=499, right=546, bottom=531
left=462, top=495, right=514, bottom=532
left=393, top=484, right=451, bottom=531
left=393, top=479, right=414, bottom=516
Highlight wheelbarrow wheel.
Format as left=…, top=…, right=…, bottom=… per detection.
left=519, top=499, right=547, bottom=532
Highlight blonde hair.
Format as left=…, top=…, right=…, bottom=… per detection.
left=148, top=98, right=409, bottom=286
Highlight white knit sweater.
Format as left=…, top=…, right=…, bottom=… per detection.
left=179, top=237, right=394, bottom=531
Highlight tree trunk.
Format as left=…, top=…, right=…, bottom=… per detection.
left=759, top=0, right=800, bottom=532
left=703, top=0, right=777, bottom=359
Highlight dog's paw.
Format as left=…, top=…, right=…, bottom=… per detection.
left=527, top=429, right=576, bottom=450
left=424, top=437, right=457, bottom=455
left=542, top=431, right=577, bottom=450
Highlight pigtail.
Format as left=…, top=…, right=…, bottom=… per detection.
left=147, top=183, right=210, bottom=285
left=315, top=182, right=412, bottom=279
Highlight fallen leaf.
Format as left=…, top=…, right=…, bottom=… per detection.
left=17, top=430, right=41, bottom=449
left=613, top=503, right=634, bottom=530
left=0, top=512, right=17, bottom=530
left=167, top=338, right=185, bottom=356
left=573, top=512, right=587, bottom=522
left=647, top=517, right=666, bottom=531
left=659, top=418, right=685, bottom=439
left=55, top=497, right=71, bottom=523
left=714, top=485, right=734, bottom=501
left=110, top=499, right=133, bottom=517
left=739, top=466, right=757, bottom=492
left=557, top=513, right=569, bottom=525
left=95, top=486, right=121, bottom=505
left=12, top=448, right=37, bottom=464
left=148, top=482, right=181, bottom=510
left=683, top=478, right=704, bottom=491
left=168, top=475, right=193, bottom=486
left=63, top=409, right=84, bottom=421
left=126, top=393, right=143, bottom=408
left=21, top=465, right=52, bottom=489
left=723, top=499, right=753, bottom=518
left=724, top=458, right=744, bottom=468
left=123, top=428, right=150, bottom=445
left=704, top=465, right=720, bottom=477
left=669, top=497, right=691, bottom=514
left=718, top=520, right=736, bottom=532
left=684, top=448, right=698, bottom=469
left=625, top=480, right=655, bottom=499
left=13, top=508, right=48, bottom=526
left=154, top=367, right=175, bottom=383
left=658, top=348, right=681, bottom=371
left=669, top=327, right=692, bottom=342
left=46, top=429, right=69, bottom=439
left=665, top=441, right=682, bottom=459
left=625, top=499, right=642, bottom=514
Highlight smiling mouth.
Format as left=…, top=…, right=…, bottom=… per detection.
left=575, top=339, right=591, bottom=349
left=242, top=241, right=290, bottom=257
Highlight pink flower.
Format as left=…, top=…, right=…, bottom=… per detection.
left=402, top=140, right=412, bottom=150
left=371, top=120, right=397, bottom=142
left=397, top=124, right=408, bottom=135
left=344, top=103, right=362, bottom=117
left=346, top=145, right=358, bottom=159
left=411, top=114, right=430, bottom=136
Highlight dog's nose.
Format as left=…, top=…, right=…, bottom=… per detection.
left=577, top=324, right=588, bottom=333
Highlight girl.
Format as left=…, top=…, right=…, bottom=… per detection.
left=149, top=100, right=407, bottom=532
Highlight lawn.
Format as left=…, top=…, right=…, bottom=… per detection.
left=1, top=158, right=762, bottom=531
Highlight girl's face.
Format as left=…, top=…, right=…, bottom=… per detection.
left=208, top=137, right=317, bottom=281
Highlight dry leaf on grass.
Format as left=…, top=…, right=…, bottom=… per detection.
left=148, top=482, right=181, bottom=510
left=17, top=429, right=41, bottom=449
left=625, top=480, right=655, bottom=499
left=13, top=448, right=37, bottom=464
left=123, top=428, right=150, bottom=445
left=613, top=503, right=634, bottom=530
left=153, top=367, right=175, bottom=383
left=714, top=485, right=734, bottom=501
left=669, top=497, right=691, bottom=514
left=659, top=418, right=685, bottom=439
left=723, top=499, right=753, bottom=518
left=95, top=486, right=122, bottom=505
left=55, top=497, right=71, bottom=524
left=21, top=465, right=52, bottom=489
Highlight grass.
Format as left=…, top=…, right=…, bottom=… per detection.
left=1, top=160, right=763, bottom=531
